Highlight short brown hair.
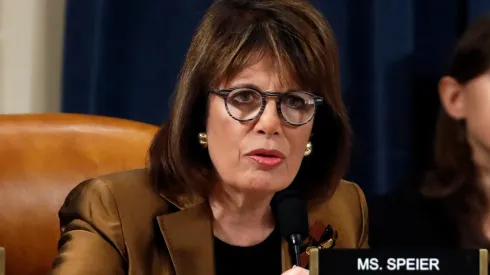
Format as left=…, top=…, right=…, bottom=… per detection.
left=422, top=14, right=490, bottom=213
left=149, top=0, right=351, bottom=203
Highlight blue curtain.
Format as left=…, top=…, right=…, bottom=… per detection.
left=61, top=0, right=490, bottom=197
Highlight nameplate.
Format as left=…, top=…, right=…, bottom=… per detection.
left=309, top=248, right=488, bottom=275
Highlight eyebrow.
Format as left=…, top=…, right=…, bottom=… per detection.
left=227, top=83, right=304, bottom=93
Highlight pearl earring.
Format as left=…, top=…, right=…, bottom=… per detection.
left=304, top=141, right=312, bottom=156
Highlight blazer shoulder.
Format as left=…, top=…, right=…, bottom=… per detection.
left=329, top=180, right=368, bottom=224
left=309, top=180, right=369, bottom=248
left=54, top=169, right=175, bottom=274
left=335, top=180, right=368, bottom=215
left=66, top=169, right=175, bottom=218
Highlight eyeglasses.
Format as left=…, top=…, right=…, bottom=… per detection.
left=209, top=87, right=323, bottom=126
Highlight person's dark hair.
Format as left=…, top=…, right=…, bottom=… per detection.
left=422, top=14, right=490, bottom=215
left=149, top=0, right=351, bottom=204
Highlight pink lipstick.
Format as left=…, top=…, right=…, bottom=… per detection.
left=245, top=149, right=285, bottom=168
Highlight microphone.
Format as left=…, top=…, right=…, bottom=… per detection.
left=272, top=189, right=309, bottom=266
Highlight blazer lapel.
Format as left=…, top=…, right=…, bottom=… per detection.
left=156, top=201, right=215, bottom=275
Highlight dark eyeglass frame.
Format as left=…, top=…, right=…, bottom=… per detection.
left=209, top=87, right=324, bottom=126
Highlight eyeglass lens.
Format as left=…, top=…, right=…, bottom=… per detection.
left=225, top=88, right=316, bottom=125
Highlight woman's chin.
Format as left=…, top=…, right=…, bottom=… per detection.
left=234, top=177, right=291, bottom=194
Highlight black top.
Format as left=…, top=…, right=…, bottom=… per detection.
left=368, top=188, right=460, bottom=248
left=214, top=227, right=282, bottom=275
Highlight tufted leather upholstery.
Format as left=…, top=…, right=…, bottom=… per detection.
left=0, top=113, right=159, bottom=275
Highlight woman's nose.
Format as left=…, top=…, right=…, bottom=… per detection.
left=253, top=99, right=282, bottom=136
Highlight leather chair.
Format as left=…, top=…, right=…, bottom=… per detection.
left=0, top=113, right=159, bottom=275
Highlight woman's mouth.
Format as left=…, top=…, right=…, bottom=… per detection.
left=245, top=149, right=285, bottom=168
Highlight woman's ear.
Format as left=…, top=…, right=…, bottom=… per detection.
left=438, top=76, right=466, bottom=120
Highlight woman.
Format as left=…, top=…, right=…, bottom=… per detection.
left=51, top=0, right=368, bottom=274
left=369, top=14, right=490, bottom=249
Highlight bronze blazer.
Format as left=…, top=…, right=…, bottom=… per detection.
left=51, top=169, right=368, bottom=275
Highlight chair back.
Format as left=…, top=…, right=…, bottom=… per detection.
left=0, top=113, right=159, bottom=275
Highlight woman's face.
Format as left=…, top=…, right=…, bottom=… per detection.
left=205, top=57, right=314, bottom=195
left=462, top=72, right=490, bottom=165
left=440, top=71, right=490, bottom=167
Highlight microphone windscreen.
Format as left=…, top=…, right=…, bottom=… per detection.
left=271, top=189, right=309, bottom=240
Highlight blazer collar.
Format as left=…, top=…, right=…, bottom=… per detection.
left=156, top=201, right=215, bottom=275
left=156, top=198, right=294, bottom=275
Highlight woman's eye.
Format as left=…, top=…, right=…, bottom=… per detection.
left=283, top=95, right=306, bottom=109
left=231, top=90, right=259, bottom=103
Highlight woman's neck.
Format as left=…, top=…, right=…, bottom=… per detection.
left=475, top=168, right=490, bottom=244
left=462, top=146, right=490, bottom=247
left=470, top=134, right=490, bottom=190
left=209, top=184, right=275, bottom=247
left=458, top=137, right=490, bottom=247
